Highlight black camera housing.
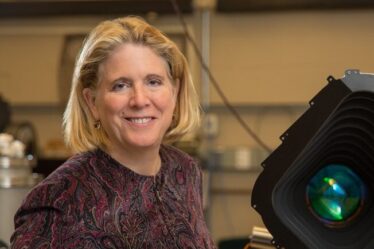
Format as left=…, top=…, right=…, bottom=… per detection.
left=252, top=70, right=374, bottom=249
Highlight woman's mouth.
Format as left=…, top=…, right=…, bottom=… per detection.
left=126, top=117, right=153, bottom=124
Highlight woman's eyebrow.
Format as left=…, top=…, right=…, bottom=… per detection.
left=146, top=74, right=164, bottom=79
left=111, top=76, right=132, bottom=84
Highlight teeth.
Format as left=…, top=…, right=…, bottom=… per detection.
left=129, top=118, right=152, bottom=124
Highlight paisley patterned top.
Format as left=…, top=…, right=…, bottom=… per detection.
left=11, top=145, right=216, bottom=249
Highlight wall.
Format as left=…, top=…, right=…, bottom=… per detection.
left=209, top=10, right=374, bottom=105
left=1, top=9, right=374, bottom=245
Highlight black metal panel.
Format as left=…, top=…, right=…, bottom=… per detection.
left=0, top=0, right=192, bottom=18
left=252, top=78, right=352, bottom=248
left=217, top=0, right=374, bottom=12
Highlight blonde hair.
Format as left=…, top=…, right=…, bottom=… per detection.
left=63, top=16, right=200, bottom=153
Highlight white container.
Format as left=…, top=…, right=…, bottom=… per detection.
left=0, top=156, right=43, bottom=247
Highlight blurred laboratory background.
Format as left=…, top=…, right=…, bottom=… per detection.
left=1, top=0, right=374, bottom=247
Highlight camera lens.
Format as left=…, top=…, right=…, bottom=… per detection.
left=306, top=164, right=367, bottom=226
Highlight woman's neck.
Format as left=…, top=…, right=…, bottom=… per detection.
left=105, top=144, right=162, bottom=176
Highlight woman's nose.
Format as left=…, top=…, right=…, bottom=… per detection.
left=129, top=84, right=150, bottom=108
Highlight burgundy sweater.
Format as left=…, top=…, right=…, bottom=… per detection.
left=11, top=145, right=216, bottom=249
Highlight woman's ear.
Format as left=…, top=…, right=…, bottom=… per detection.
left=82, top=88, right=99, bottom=120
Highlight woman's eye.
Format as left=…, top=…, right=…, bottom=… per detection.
left=112, top=82, right=129, bottom=91
left=148, top=79, right=162, bottom=86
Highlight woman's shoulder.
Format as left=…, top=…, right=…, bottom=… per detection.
left=22, top=150, right=99, bottom=209
left=161, top=144, right=200, bottom=172
left=42, top=150, right=97, bottom=181
left=161, top=144, right=195, bottom=161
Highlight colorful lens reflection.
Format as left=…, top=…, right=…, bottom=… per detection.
left=306, top=164, right=366, bottom=225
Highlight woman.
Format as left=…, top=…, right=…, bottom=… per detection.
left=11, top=16, right=216, bottom=249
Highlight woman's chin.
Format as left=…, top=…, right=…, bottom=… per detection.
left=126, top=137, right=161, bottom=149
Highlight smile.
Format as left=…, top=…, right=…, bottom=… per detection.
left=126, top=117, right=153, bottom=124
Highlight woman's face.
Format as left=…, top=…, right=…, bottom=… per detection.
left=84, top=43, right=178, bottom=153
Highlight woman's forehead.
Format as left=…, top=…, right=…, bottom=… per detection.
left=98, top=43, right=173, bottom=82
